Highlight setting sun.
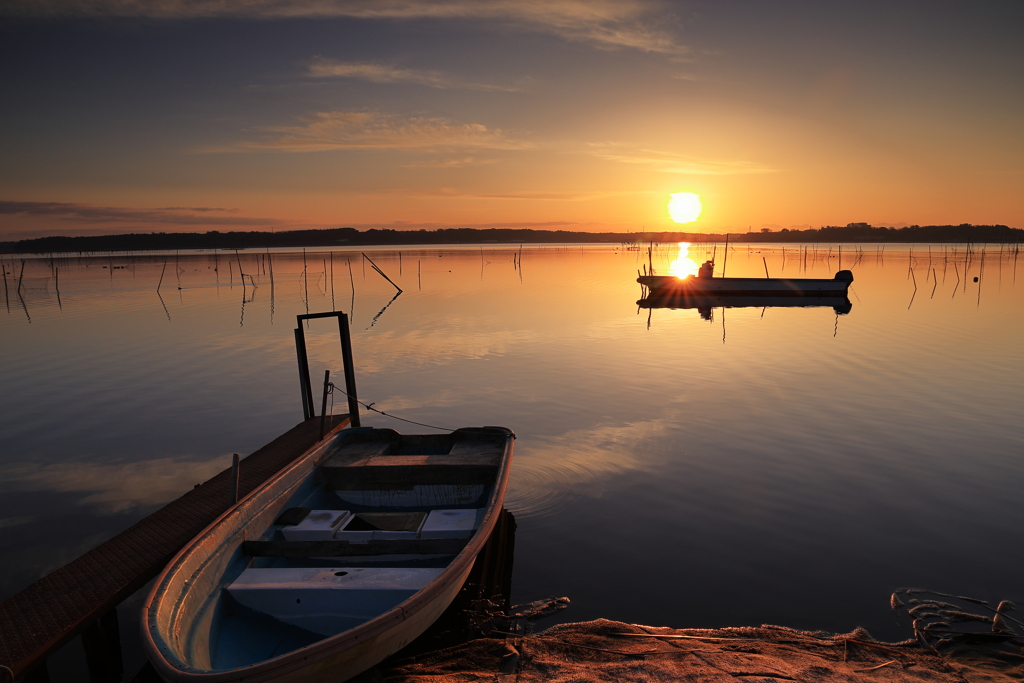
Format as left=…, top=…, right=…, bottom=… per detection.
left=668, top=193, right=703, bottom=224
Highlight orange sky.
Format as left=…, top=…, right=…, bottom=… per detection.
left=1, top=1, right=1022, bottom=239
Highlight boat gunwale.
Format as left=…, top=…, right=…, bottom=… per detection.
left=141, top=426, right=514, bottom=682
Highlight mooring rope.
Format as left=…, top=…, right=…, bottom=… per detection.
left=327, top=383, right=454, bottom=432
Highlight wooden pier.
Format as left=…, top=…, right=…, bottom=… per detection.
left=0, top=414, right=350, bottom=682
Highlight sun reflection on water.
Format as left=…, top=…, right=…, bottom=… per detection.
left=668, top=242, right=699, bottom=278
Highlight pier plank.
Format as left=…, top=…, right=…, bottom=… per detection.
left=0, top=415, right=349, bottom=681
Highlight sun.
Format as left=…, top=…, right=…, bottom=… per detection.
left=668, top=192, right=703, bottom=224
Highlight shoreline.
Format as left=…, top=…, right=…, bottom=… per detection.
left=372, top=617, right=1022, bottom=682
left=3, top=223, right=1022, bottom=254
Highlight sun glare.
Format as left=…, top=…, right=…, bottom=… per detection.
left=668, top=242, right=699, bottom=278
left=668, top=192, right=702, bottom=224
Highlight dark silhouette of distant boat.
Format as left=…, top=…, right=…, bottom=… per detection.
left=638, top=260, right=854, bottom=298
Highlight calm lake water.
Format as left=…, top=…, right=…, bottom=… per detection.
left=2, top=242, right=1023, bottom=679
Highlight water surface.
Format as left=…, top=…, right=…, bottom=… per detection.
left=2, top=242, right=1022, bottom=677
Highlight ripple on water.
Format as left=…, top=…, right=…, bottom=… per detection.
left=504, top=462, right=590, bottom=526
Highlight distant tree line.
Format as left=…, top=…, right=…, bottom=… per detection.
left=2, top=222, right=1020, bottom=254
left=744, top=222, right=1022, bottom=243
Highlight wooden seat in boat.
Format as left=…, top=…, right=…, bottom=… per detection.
left=316, top=428, right=507, bottom=488
left=226, top=566, right=444, bottom=636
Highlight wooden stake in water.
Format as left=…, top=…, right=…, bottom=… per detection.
left=762, top=256, right=769, bottom=278
left=722, top=234, right=730, bottom=276
left=361, top=253, right=402, bottom=293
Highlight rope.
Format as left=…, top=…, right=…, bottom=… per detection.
left=327, top=383, right=454, bottom=432
left=0, top=664, right=14, bottom=682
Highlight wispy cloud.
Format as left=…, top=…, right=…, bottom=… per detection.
left=241, top=111, right=529, bottom=152
left=473, top=189, right=648, bottom=201
left=307, top=58, right=522, bottom=91
left=400, top=156, right=498, bottom=168
left=588, top=144, right=777, bottom=175
left=0, top=201, right=282, bottom=227
left=362, top=186, right=650, bottom=201
left=345, top=220, right=590, bottom=229
left=5, top=0, right=685, bottom=54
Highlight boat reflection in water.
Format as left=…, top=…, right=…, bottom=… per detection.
left=638, top=293, right=853, bottom=321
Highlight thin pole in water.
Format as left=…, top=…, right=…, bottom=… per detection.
left=722, top=234, right=729, bottom=277
left=762, top=256, right=770, bottom=278
left=362, top=253, right=402, bottom=293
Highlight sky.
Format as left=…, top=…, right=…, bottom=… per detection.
left=1, top=1, right=1022, bottom=240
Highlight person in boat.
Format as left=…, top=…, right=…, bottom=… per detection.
left=698, top=260, right=714, bottom=278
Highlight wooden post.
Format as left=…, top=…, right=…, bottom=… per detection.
left=81, top=609, right=122, bottom=683
left=338, top=313, right=361, bottom=428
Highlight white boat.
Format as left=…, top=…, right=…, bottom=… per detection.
left=142, top=426, right=514, bottom=683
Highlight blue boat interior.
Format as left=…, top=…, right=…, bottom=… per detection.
left=175, top=427, right=506, bottom=673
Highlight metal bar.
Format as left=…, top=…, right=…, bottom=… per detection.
left=297, top=311, right=349, bottom=321
left=294, top=328, right=311, bottom=420
left=319, top=370, right=330, bottom=439
left=294, top=323, right=315, bottom=419
left=338, top=313, right=361, bottom=427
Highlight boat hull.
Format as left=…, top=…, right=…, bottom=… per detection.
left=637, top=274, right=852, bottom=297
left=142, top=426, right=514, bottom=683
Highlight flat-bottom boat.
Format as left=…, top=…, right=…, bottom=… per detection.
left=638, top=267, right=854, bottom=297
left=142, top=426, right=514, bottom=683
